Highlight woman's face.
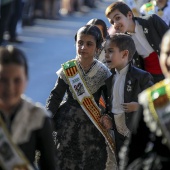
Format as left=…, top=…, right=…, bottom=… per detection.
left=0, top=64, right=27, bottom=111
left=76, top=33, right=97, bottom=60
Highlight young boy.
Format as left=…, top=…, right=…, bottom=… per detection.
left=101, top=33, right=154, bottom=161
left=105, top=1, right=169, bottom=83
left=119, top=29, right=170, bottom=170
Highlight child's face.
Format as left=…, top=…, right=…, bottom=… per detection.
left=107, top=9, right=133, bottom=33
left=76, top=34, right=97, bottom=60
left=160, top=34, right=170, bottom=78
left=0, top=64, right=27, bottom=111
left=105, top=40, right=129, bottom=70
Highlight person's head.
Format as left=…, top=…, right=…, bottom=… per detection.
left=86, top=18, right=108, bottom=40
left=0, top=46, right=28, bottom=112
left=160, top=30, right=170, bottom=78
left=105, top=33, right=136, bottom=70
left=75, top=25, right=103, bottom=60
left=105, top=1, right=135, bottom=33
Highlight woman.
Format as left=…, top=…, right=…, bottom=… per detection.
left=0, top=46, right=56, bottom=170
left=46, top=25, right=118, bottom=170
left=86, top=18, right=108, bottom=64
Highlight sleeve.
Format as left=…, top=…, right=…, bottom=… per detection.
left=46, top=77, right=68, bottom=116
left=150, top=14, right=169, bottom=38
left=140, top=72, right=154, bottom=91
left=37, top=117, right=56, bottom=170
left=119, top=105, right=151, bottom=170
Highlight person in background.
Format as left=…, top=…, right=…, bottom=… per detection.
left=86, top=18, right=108, bottom=64
left=119, top=29, right=170, bottom=170
left=105, top=1, right=169, bottom=84
left=46, top=24, right=118, bottom=170
left=0, top=0, right=13, bottom=45
left=7, top=0, right=23, bottom=43
left=0, top=46, right=56, bottom=170
left=140, top=0, right=170, bottom=27
left=101, top=33, right=153, bottom=163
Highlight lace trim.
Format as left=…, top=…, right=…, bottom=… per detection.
left=11, top=96, right=51, bottom=144
left=56, top=59, right=111, bottom=99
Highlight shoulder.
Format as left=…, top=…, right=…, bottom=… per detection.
left=22, top=95, right=52, bottom=118
left=131, top=65, right=151, bottom=76
left=95, top=60, right=112, bottom=77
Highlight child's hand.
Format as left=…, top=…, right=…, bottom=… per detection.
left=121, top=102, right=139, bottom=113
left=100, top=114, right=113, bottom=130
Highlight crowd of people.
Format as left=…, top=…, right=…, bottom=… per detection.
left=0, top=0, right=170, bottom=170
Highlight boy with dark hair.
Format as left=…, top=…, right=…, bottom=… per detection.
left=101, top=33, right=154, bottom=161
left=105, top=1, right=169, bottom=83
left=119, top=29, right=170, bottom=170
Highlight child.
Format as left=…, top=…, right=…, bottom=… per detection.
left=86, top=18, right=108, bottom=64
left=119, top=29, right=170, bottom=170
left=46, top=24, right=118, bottom=170
left=0, top=46, right=56, bottom=169
left=105, top=1, right=169, bottom=83
left=101, top=33, right=154, bottom=161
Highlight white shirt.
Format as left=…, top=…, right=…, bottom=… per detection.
left=111, top=65, right=129, bottom=114
left=130, top=21, right=154, bottom=58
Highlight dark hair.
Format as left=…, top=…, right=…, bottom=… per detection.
left=0, top=46, right=28, bottom=78
left=86, top=18, right=108, bottom=39
left=106, top=33, right=136, bottom=61
left=105, top=1, right=134, bottom=18
left=75, top=25, right=103, bottom=49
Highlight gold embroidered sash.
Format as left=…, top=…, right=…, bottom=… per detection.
left=0, top=116, right=34, bottom=170
left=62, top=59, right=115, bottom=153
left=140, top=79, right=170, bottom=149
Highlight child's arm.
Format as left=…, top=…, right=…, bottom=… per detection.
left=121, top=102, right=139, bottom=113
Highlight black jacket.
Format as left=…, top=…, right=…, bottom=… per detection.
left=131, top=14, right=169, bottom=70
left=105, top=64, right=154, bottom=156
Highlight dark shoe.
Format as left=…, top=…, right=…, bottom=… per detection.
left=9, top=38, right=23, bottom=44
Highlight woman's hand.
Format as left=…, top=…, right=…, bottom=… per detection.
left=100, top=114, right=113, bottom=130
left=121, top=102, right=139, bottom=113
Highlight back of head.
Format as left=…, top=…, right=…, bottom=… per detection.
left=105, top=1, right=133, bottom=18
left=0, top=46, right=28, bottom=78
left=86, top=18, right=108, bottom=39
left=107, top=33, right=136, bottom=61
left=75, top=25, right=103, bottom=49
left=160, top=29, right=170, bottom=78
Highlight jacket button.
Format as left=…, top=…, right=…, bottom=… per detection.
left=151, top=44, right=154, bottom=46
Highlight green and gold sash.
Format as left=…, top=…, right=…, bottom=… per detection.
left=0, top=116, right=34, bottom=170
left=62, top=60, right=115, bottom=154
left=139, top=79, right=170, bottom=149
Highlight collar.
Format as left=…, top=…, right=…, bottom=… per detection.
left=115, top=64, right=129, bottom=75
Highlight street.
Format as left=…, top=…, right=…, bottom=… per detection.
left=13, top=0, right=112, bottom=106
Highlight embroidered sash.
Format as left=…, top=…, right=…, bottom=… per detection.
left=139, top=79, right=170, bottom=149
left=0, top=117, right=34, bottom=170
left=62, top=59, right=115, bottom=154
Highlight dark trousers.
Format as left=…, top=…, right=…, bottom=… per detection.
left=0, top=2, right=13, bottom=44
left=8, top=0, right=23, bottom=39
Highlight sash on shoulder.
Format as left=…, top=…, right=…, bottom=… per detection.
left=145, top=79, right=170, bottom=149
left=0, top=117, right=34, bottom=170
left=62, top=60, right=115, bottom=154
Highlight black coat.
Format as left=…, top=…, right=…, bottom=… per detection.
left=105, top=64, right=154, bottom=157
left=131, top=14, right=169, bottom=70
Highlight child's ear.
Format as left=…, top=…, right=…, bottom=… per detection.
left=122, top=50, right=129, bottom=59
left=127, top=11, right=133, bottom=19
